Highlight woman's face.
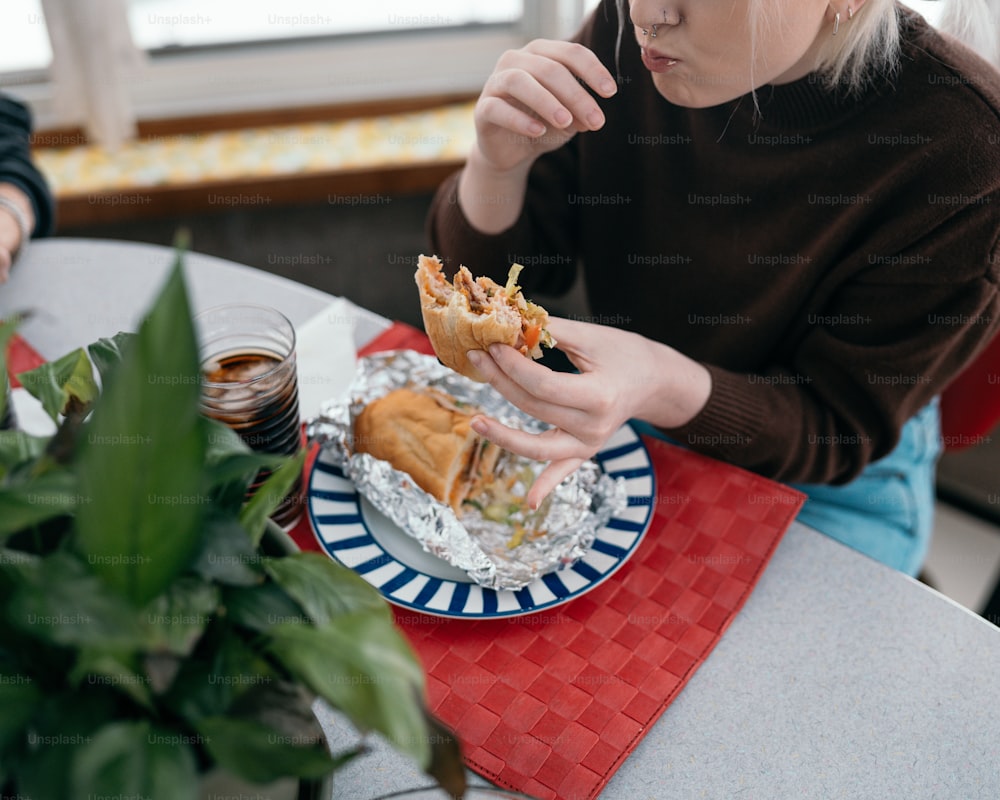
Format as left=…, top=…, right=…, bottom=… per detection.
left=627, top=0, right=834, bottom=107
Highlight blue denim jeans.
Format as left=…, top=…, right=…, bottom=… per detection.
left=790, top=399, right=941, bottom=577
left=631, top=398, right=941, bottom=577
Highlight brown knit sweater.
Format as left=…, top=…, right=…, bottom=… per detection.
left=427, top=4, right=1000, bottom=485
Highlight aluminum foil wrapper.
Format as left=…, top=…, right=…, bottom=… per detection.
left=305, top=350, right=627, bottom=590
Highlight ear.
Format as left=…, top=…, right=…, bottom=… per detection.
left=828, top=0, right=869, bottom=21
left=826, top=0, right=867, bottom=25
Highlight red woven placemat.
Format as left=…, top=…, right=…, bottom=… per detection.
left=4, top=333, right=46, bottom=386
left=291, top=322, right=805, bottom=800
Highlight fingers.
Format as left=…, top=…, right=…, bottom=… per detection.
left=468, top=347, right=593, bottom=433
left=485, top=41, right=616, bottom=135
left=470, top=416, right=587, bottom=463
left=0, top=250, right=11, bottom=283
left=469, top=414, right=587, bottom=510
left=522, top=40, right=618, bottom=99
left=477, top=95, right=549, bottom=139
left=527, top=457, right=586, bottom=510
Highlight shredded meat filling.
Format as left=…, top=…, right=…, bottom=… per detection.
left=454, top=267, right=491, bottom=312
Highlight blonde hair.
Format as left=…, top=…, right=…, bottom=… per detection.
left=813, top=0, right=901, bottom=92
left=612, top=0, right=902, bottom=95
left=939, top=0, right=1000, bottom=67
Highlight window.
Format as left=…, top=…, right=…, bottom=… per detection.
left=0, top=0, right=51, bottom=74
left=3, top=0, right=571, bottom=146
left=128, top=0, right=524, bottom=51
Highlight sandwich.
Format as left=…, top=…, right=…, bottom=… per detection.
left=415, top=254, right=555, bottom=382
left=352, top=387, right=500, bottom=513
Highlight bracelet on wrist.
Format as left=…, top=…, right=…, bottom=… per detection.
left=0, top=195, right=31, bottom=262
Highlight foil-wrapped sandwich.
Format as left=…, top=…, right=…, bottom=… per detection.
left=353, top=387, right=499, bottom=514
left=307, top=351, right=626, bottom=590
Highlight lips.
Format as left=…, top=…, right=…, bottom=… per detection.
left=641, top=48, right=681, bottom=73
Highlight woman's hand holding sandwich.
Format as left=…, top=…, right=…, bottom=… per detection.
left=466, top=317, right=712, bottom=509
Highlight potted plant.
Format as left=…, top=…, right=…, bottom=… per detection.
left=0, top=250, right=466, bottom=799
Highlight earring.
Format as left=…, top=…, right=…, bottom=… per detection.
left=833, top=11, right=840, bottom=35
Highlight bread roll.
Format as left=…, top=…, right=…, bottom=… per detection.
left=352, top=387, right=499, bottom=513
left=415, top=254, right=553, bottom=382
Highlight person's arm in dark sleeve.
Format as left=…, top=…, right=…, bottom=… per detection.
left=0, top=94, right=55, bottom=240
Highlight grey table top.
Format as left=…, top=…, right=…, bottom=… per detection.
left=0, top=237, right=389, bottom=358
left=5, top=239, right=999, bottom=800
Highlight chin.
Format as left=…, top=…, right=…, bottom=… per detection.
left=650, top=72, right=747, bottom=109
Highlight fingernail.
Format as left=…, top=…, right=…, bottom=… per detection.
left=488, top=343, right=503, bottom=358
left=601, top=80, right=617, bottom=96
left=467, top=349, right=483, bottom=366
left=471, top=418, right=487, bottom=435
left=554, top=108, right=572, bottom=127
left=588, top=110, right=605, bottom=129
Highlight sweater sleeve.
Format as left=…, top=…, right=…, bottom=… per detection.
left=425, top=11, right=604, bottom=296
left=426, top=141, right=581, bottom=296
left=665, top=196, right=1000, bottom=485
left=0, top=95, right=55, bottom=238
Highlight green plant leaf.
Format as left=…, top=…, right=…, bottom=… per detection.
left=17, top=347, right=99, bottom=422
left=190, top=515, right=264, bottom=587
left=13, top=689, right=120, bottom=800
left=69, top=650, right=154, bottom=711
left=140, top=576, right=220, bottom=657
left=240, top=449, right=306, bottom=547
left=268, top=611, right=431, bottom=769
left=86, top=331, right=135, bottom=383
left=0, top=468, right=79, bottom=540
left=74, top=260, right=207, bottom=606
left=263, top=552, right=391, bottom=626
left=0, top=314, right=23, bottom=356
left=6, top=551, right=145, bottom=649
left=71, top=721, right=198, bottom=799
left=0, top=313, right=26, bottom=429
left=202, top=419, right=285, bottom=512
left=196, top=716, right=340, bottom=784
left=224, top=581, right=311, bottom=633
left=0, top=673, right=41, bottom=754
left=226, top=679, right=320, bottom=741
left=0, top=429, right=50, bottom=477
left=162, top=628, right=281, bottom=725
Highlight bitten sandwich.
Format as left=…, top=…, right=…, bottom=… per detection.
left=352, top=387, right=500, bottom=513
left=415, top=254, right=554, bottom=382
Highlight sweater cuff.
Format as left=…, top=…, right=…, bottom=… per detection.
left=430, top=172, right=528, bottom=241
left=662, top=365, right=764, bottom=461
left=1, top=171, right=54, bottom=238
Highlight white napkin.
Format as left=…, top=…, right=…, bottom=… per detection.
left=9, top=388, right=58, bottom=437
left=294, top=299, right=358, bottom=422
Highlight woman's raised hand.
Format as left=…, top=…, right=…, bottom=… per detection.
left=472, top=40, right=618, bottom=174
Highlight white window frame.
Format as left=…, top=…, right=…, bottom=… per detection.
left=8, top=0, right=591, bottom=147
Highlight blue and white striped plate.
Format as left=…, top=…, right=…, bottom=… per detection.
left=307, top=422, right=654, bottom=619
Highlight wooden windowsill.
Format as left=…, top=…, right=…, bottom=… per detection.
left=33, top=94, right=476, bottom=228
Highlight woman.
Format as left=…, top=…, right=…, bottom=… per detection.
left=426, top=0, right=1000, bottom=575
